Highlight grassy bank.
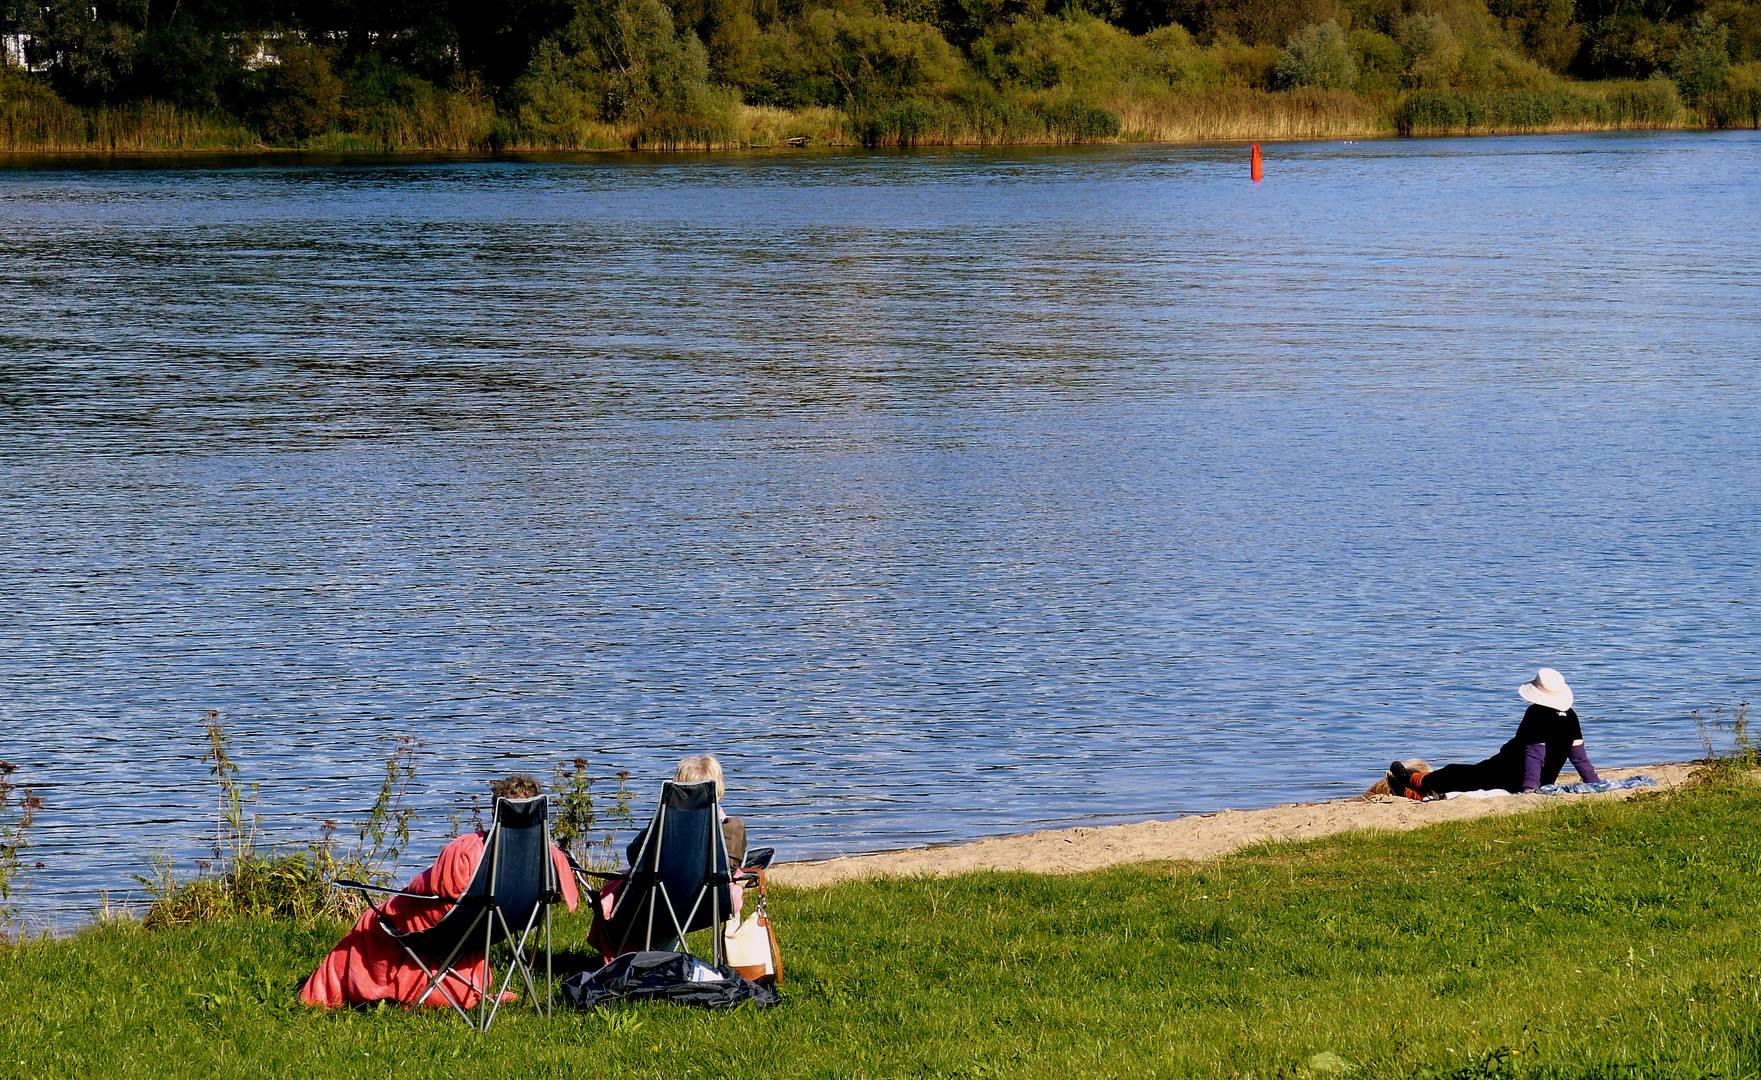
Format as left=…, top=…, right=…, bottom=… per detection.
left=3, top=770, right=1759, bottom=1078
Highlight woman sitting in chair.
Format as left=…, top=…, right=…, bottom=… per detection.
left=589, top=755, right=748, bottom=949
left=625, top=755, right=746, bottom=868
left=300, top=774, right=578, bottom=1009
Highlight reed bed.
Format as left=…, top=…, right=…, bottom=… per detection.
left=1118, top=87, right=1386, bottom=142
left=333, top=97, right=497, bottom=152
left=0, top=98, right=258, bottom=153
left=0, top=81, right=1735, bottom=156
left=1394, top=80, right=1686, bottom=136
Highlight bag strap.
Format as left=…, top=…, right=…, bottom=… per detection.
left=751, top=868, right=783, bottom=986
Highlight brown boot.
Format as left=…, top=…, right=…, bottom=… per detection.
left=1404, top=771, right=1431, bottom=799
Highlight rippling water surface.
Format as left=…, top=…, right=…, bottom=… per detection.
left=3, top=133, right=1758, bottom=926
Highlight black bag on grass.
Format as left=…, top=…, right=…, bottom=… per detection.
left=560, top=950, right=784, bottom=1011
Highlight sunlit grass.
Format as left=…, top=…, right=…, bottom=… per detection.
left=3, top=774, right=1758, bottom=1078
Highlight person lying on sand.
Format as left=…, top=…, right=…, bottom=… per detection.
left=1387, top=668, right=1602, bottom=800
left=299, top=773, right=578, bottom=1009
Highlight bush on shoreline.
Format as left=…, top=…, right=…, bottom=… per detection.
left=3, top=0, right=1755, bottom=154
left=121, top=713, right=641, bottom=931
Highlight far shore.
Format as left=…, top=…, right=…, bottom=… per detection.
left=0, top=122, right=1723, bottom=164
left=770, top=761, right=1697, bottom=887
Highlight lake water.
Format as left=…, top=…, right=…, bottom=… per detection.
left=2, top=132, right=1758, bottom=928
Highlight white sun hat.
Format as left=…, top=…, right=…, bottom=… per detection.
left=1518, top=667, right=1574, bottom=712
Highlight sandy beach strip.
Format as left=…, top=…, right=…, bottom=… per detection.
left=769, top=763, right=1697, bottom=888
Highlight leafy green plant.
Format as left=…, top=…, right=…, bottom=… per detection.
left=137, top=717, right=424, bottom=928
left=199, top=710, right=258, bottom=874
left=1671, top=13, right=1732, bottom=105
left=0, top=760, right=44, bottom=935
left=351, top=736, right=420, bottom=883
left=1276, top=22, right=1358, bottom=91
left=1692, top=702, right=1755, bottom=773
left=552, top=758, right=637, bottom=871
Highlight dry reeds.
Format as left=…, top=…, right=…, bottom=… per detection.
left=0, top=97, right=257, bottom=153
left=1117, top=87, right=1385, bottom=142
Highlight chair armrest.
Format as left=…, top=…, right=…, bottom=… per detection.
left=564, top=851, right=624, bottom=880
left=334, top=879, right=449, bottom=901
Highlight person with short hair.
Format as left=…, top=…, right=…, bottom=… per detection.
left=1389, top=669, right=1602, bottom=799
left=299, top=773, right=578, bottom=1009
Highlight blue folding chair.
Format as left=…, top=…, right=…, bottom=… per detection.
left=338, top=794, right=561, bottom=1030
left=583, top=780, right=738, bottom=964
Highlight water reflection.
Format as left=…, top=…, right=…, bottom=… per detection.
left=2, top=133, right=1759, bottom=927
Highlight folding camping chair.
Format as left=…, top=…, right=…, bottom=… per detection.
left=581, top=779, right=739, bottom=965
left=337, top=794, right=562, bottom=1031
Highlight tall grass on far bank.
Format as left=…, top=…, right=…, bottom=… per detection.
left=3, top=764, right=1759, bottom=1077
left=1120, top=86, right=1382, bottom=142
left=0, top=97, right=260, bottom=153
left=0, top=67, right=257, bottom=152
left=1696, top=64, right=1761, bottom=128
left=1394, top=78, right=1685, bottom=135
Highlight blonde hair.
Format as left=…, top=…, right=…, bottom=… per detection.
left=673, top=755, right=725, bottom=799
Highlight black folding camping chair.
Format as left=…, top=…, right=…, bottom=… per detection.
left=582, top=779, right=741, bottom=965
left=337, top=794, right=562, bottom=1031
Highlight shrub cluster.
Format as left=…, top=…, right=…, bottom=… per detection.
left=2, top=0, right=1757, bottom=148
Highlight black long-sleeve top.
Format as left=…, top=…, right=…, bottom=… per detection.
left=1491, top=705, right=1601, bottom=791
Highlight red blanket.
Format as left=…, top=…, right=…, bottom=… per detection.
left=299, top=832, right=578, bottom=1008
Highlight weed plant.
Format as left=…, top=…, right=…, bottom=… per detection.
left=552, top=758, right=637, bottom=871
left=2, top=766, right=1758, bottom=1077
left=135, top=717, right=424, bottom=928
left=1693, top=702, right=1756, bottom=790
left=0, top=760, right=43, bottom=934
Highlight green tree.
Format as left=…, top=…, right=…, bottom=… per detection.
left=1672, top=12, right=1732, bottom=101
left=254, top=42, right=345, bottom=141
left=1396, top=12, right=1460, bottom=86
left=24, top=0, right=144, bottom=103
left=1275, top=19, right=1356, bottom=88
left=1486, top=0, right=1579, bottom=72
left=1582, top=13, right=1679, bottom=78
left=510, top=0, right=718, bottom=131
left=789, top=8, right=964, bottom=105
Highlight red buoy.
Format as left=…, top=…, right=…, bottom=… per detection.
left=1251, top=144, right=1263, bottom=183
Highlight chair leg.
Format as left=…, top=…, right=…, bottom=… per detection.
left=403, top=950, right=476, bottom=1027
left=478, top=900, right=495, bottom=1032
left=397, top=915, right=489, bottom=1030
left=485, top=908, right=544, bottom=1032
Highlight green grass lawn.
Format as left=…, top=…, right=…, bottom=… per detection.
left=4, top=775, right=1760, bottom=1079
